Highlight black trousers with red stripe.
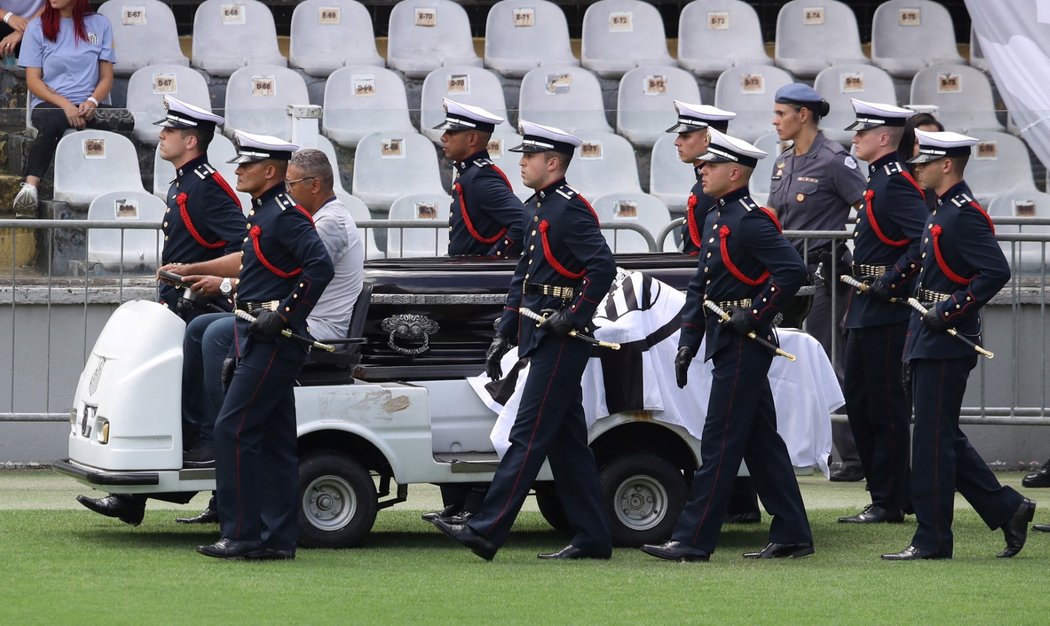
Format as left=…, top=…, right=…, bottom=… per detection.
left=844, top=322, right=911, bottom=512
left=909, top=356, right=1022, bottom=556
left=214, top=320, right=307, bottom=551
left=467, top=335, right=611, bottom=554
left=672, top=336, right=812, bottom=554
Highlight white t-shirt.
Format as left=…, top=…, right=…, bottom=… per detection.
left=307, top=198, right=364, bottom=342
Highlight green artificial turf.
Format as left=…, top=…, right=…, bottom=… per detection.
left=2, top=471, right=1049, bottom=624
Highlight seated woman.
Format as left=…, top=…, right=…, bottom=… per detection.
left=13, top=0, right=114, bottom=214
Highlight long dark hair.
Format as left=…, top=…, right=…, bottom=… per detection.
left=41, top=0, right=94, bottom=43
left=899, top=112, right=944, bottom=162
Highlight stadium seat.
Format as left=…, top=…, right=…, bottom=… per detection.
left=969, top=27, right=989, bottom=72
left=870, top=0, right=964, bottom=78
left=420, top=66, right=513, bottom=143
left=487, top=131, right=532, bottom=201
left=677, top=0, right=772, bottom=78
left=988, top=191, right=1050, bottom=274
left=591, top=192, right=672, bottom=253
left=386, top=193, right=452, bottom=257
left=580, top=0, right=675, bottom=78
left=126, top=65, right=212, bottom=145
left=616, top=65, right=702, bottom=148
left=774, top=0, right=867, bottom=78
left=54, top=130, right=145, bottom=206
left=750, top=132, right=791, bottom=208
left=714, top=64, right=794, bottom=141
left=813, top=64, right=897, bottom=145
left=963, top=131, right=1039, bottom=207
left=987, top=191, right=1050, bottom=218
left=86, top=190, right=166, bottom=271
left=97, top=0, right=188, bottom=76
left=191, top=0, right=285, bottom=77
left=352, top=132, right=445, bottom=214
left=386, top=0, right=482, bottom=79
left=909, top=64, right=1005, bottom=132
left=518, top=65, right=613, bottom=135
left=152, top=133, right=250, bottom=211
left=224, top=65, right=310, bottom=140
left=338, top=192, right=386, bottom=260
left=484, top=0, right=577, bottom=78
left=565, top=132, right=642, bottom=200
left=322, top=66, right=415, bottom=148
left=289, top=0, right=384, bottom=77
left=648, top=134, right=695, bottom=213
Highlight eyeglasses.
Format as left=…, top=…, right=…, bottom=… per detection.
left=285, top=176, right=317, bottom=190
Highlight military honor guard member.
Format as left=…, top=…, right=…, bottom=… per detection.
left=839, top=99, right=929, bottom=524
left=155, top=96, right=246, bottom=317
left=197, top=131, right=334, bottom=561
left=882, top=130, right=1035, bottom=560
left=435, top=98, right=523, bottom=257
left=642, top=130, right=813, bottom=563
left=431, top=120, right=615, bottom=561
left=665, top=100, right=735, bottom=256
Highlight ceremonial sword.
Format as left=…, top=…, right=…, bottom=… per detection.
left=232, top=309, right=337, bottom=353
left=518, top=307, right=621, bottom=350
left=839, top=274, right=902, bottom=304
left=702, top=300, right=797, bottom=362
left=905, top=298, right=994, bottom=359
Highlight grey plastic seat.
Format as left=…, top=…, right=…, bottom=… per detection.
left=591, top=192, right=672, bottom=253
left=87, top=190, right=166, bottom=270
left=969, top=27, right=989, bottom=72
left=484, top=0, right=577, bottom=78
left=487, top=131, right=532, bottom=201
left=580, top=0, right=674, bottom=78
left=352, top=131, right=445, bottom=214
left=322, top=66, right=415, bottom=148
left=813, top=64, right=897, bottom=145
left=988, top=192, right=1050, bottom=274
left=750, top=132, right=791, bottom=208
left=714, top=64, right=794, bottom=141
left=153, top=133, right=250, bottom=211
left=648, top=134, right=695, bottom=213
left=420, top=66, right=513, bottom=142
left=963, top=131, right=1039, bottom=207
left=191, top=0, right=285, bottom=77
left=871, top=0, right=964, bottom=79
left=126, top=65, right=211, bottom=145
left=774, top=0, right=868, bottom=78
left=386, top=193, right=452, bottom=257
left=677, top=0, right=772, bottom=78
left=565, top=132, right=641, bottom=200
left=54, top=130, right=146, bottom=206
left=616, top=65, right=702, bottom=148
left=339, top=192, right=386, bottom=260
left=518, top=65, right=613, bottom=135
left=289, top=0, right=383, bottom=77
left=386, top=0, right=482, bottom=79
left=224, top=65, right=310, bottom=140
left=97, top=0, right=188, bottom=76
left=910, top=64, right=1005, bottom=132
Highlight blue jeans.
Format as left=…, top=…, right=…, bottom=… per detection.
left=182, top=312, right=235, bottom=448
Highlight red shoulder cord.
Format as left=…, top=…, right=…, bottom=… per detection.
left=249, top=225, right=301, bottom=278
left=211, top=171, right=241, bottom=204
left=864, top=189, right=908, bottom=247
left=454, top=181, right=507, bottom=245
left=930, top=224, right=971, bottom=285
left=969, top=200, right=995, bottom=233
left=538, top=220, right=586, bottom=280
left=758, top=206, right=783, bottom=232
left=686, top=194, right=701, bottom=247
left=900, top=171, right=926, bottom=200
left=176, top=192, right=226, bottom=249
left=718, top=225, right=770, bottom=286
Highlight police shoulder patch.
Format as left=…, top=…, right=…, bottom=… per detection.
left=845, top=155, right=858, bottom=169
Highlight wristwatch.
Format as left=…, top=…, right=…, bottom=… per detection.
left=219, top=277, right=233, bottom=296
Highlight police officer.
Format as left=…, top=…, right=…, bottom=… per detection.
left=665, top=100, right=735, bottom=256
left=435, top=98, right=523, bottom=257
left=768, top=83, right=868, bottom=483
left=839, top=99, right=929, bottom=524
left=431, top=120, right=615, bottom=561
left=641, top=130, right=812, bottom=562
left=197, top=131, right=334, bottom=561
left=882, top=130, right=1035, bottom=560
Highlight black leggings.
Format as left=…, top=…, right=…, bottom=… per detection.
left=25, top=102, right=105, bottom=179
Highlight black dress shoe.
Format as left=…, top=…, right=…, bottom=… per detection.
left=182, top=443, right=215, bottom=468
left=76, top=494, right=146, bottom=526
left=245, top=547, right=296, bottom=561
left=176, top=506, right=218, bottom=524
left=444, top=511, right=474, bottom=525
left=838, top=504, right=904, bottom=524
left=421, top=503, right=461, bottom=523
left=431, top=518, right=499, bottom=561
left=197, top=538, right=262, bottom=559
left=829, top=465, right=865, bottom=482
left=881, top=545, right=950, bottom=561
left=1022, top=461, right=1050, bottom=488
left=743, top=542, right=814, bottom=559
left=998, top=498, right=1036, bottom=558
left=724, top=511, right=761, bottom=524
left=538, top=545, right=611, bottom=560
left=1033, top=524, right=1050, bottom=533
left=640, top=540, right=710, bottom=562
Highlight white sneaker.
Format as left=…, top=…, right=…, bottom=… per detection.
left=12, top=182, right=37, bottom=215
